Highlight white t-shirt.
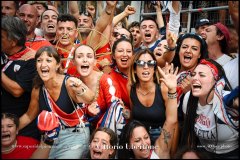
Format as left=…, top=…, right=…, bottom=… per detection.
left=216, top=54, right=232, bottom=66
left=182, top=91, right=239, bottom=154
left=223, top=55, right=239, bottom=89
left=165, top=1, right=182, bottom=37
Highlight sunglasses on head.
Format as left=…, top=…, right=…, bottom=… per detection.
left=112, top=32, right=128, bottom=39
left=79, top=11, right=92, bottom=18
left=135, top=60, right=156, bottom=67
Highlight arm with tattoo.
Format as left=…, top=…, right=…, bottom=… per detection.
left=155, top=63, right=178, bottom=158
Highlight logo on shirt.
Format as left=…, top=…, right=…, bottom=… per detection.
left=14, top=64, right=21, bottom=72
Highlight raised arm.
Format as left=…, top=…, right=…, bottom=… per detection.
left=66, top=77, right=95, bottom=104
left=155, top=63, right=178, bottom=159
left=69, top=1, right=80, bottom=20
left=86, top=2, right=96, bottom=19
left=113, top=5, right=136, bottom=27
left=19, top=87, right=40, bottom=130
left=168, top=1, right=181, bottom=37
left=97, top=1, right=104, bottom=18
left=154, top=1, right=164, bottom=30
left=157, top=23, right=177, bottom=68
left=86, top=1, right=117, bottom=50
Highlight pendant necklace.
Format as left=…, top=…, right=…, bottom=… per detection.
left=137, top=85, right=154, bottom=96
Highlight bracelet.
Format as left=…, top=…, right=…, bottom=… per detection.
left=166, top=45, right=177, bottom=52
left=168, top=92, right=177, bottom=99
left=105, top=9, right=112, bottom=15
left=76, top=87, right=87, bottom=96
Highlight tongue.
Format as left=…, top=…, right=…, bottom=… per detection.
left=81, top=67, right=88, bottom=72
left=121, top=61, right=128, bottom=65
left=93, top=152, right=101, bottom=158
left=184, top=58, right=191, bottom=63
left=42, top=71, right=49, bottom=77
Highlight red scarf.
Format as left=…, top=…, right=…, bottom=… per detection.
left=43, top=86, right=87, bottom=127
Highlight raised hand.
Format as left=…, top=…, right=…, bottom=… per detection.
left=68, top=77, right=86, bottom=96
left=158, top=63, right=178, bottom=91
left=124, top=5, right=136, bottom=16
left=153, top=1, right=161, bottom=11
left=86, top=4, right=96, bottom=18
left=166, top=23, right=177, bottom=49
left=106, top=1, right=117, bottom=9
left=68, top=77, right=83, bottom=88
left=105, top=1, right=117, bottom=15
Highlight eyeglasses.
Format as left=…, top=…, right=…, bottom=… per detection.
left=112, top=32, right=129, bottom=39
left=79, top=11, right=92, bottom=18
left=135, top=60, right=156, bottom=67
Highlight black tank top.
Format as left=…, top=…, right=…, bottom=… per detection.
left=39, top=76, right=77, bottom=114
left=131, top=84, right=166, bottom=129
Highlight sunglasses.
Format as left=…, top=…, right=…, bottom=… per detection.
left=79, top=11, right=92, bottom=18
left=112, top=32, right=129, bottom=39
left=135, top=60, right=156, bottom=67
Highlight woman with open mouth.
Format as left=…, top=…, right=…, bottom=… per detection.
left=72, top=44, right=124, bottom=136
left=118, top=61, right=178, bottom=159
left=180, top=58, right=238, bottom=159
left=18, top=46, right=95, bottom=159
left=171, top=33, right=209, bottom=150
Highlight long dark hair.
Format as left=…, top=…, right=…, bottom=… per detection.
left=180, top=58, right=232, bottom=150
left=117, top=120, right=149, bottom=159
left=172, top=33, right=209, bottom=69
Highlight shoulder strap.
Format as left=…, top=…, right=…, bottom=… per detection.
left=64, top=76, right=86, bottom=128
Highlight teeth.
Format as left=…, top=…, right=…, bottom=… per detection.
left=143, top=72, right=149, bottom=75
left=2, top=134, right=10, bottom=139
left=192, top=84, right=201, bottom=89
left=47, top=24, right=55, bottom=28
left=184, top=55, right=192, bottom=59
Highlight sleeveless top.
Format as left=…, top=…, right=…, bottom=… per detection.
left=131, top=84, right=166, bottom=128
left=39, top=76, right=79, bottom=114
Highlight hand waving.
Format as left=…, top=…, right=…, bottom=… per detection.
left=158, top=63, right=178, bottom=92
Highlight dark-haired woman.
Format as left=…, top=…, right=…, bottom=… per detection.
left=172, top=33, right=209, bottom=148
left=128, top=49, right=179, bottom=156
left=118, top=62, right=178, bottom=158
left=109, top=38, right=134, bottom=119
left=19, top=46, right=95, bottom=158
left=180, top=58, right=239, bottom=159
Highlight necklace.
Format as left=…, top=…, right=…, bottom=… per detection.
left=2, top=140, right=17, bottom=153
left=137, top=85, right=155, bottom=96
